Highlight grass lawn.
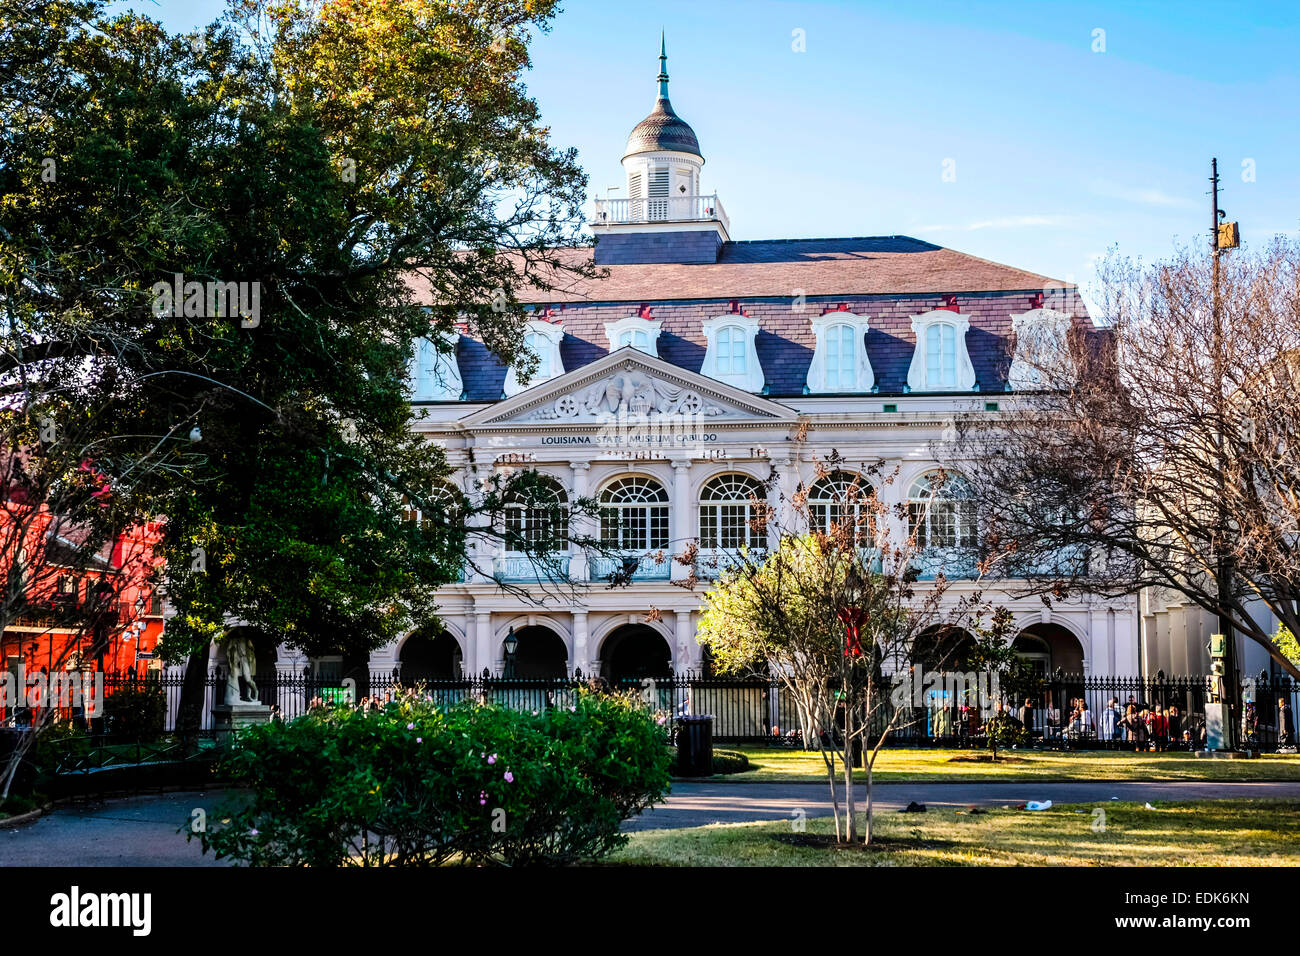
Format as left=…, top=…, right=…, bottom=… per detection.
left=613, top=798, right=1300, bottom=866
left=719, top=747, right=1300, bottom=783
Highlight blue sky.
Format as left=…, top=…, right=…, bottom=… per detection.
left=118, top=0, right=1300, bottom=296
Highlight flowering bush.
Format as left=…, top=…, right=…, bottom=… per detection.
left=195, top=688, right=671, bottom=866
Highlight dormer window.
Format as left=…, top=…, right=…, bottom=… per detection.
left=806, top=312, right=873, bottom=393
left=1008, top=308, right=1075, bottom=390
left=503, top=320, right=566, bottom=397
left=408, top=331, right=463, bottom=401
left=907, top=310, right=976, bottom=392
left=717, top=327, right=745, bottom=374
left=604, top=316, right=662, bottom=357
left=701, top=315, right=764, bottom=391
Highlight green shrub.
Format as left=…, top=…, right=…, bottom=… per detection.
left=104, top=683, right=166, bottom=742
left=31, top=719, right=90, bottom=775
left=711, top=749, right=750, bottom=775
left=195, top=688, right=672, bottom=867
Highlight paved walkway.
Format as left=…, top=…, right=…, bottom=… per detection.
left=4, top=781, right=1299, bottom=865
left=622, top=779, right=1300, bottom=830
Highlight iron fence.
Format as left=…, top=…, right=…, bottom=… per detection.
left=4, top=669, right=1297, bottom=751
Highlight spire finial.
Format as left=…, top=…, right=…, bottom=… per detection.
left=657, top=32, right=669, bottom=101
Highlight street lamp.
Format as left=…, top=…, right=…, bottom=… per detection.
left=503, top=627, right=519, bottom=678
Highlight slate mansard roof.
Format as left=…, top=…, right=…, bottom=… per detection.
left=408, top=236, right=1090, bottom=401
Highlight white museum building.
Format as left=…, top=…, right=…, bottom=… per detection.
left=324, top=43, right=1146, bottom=689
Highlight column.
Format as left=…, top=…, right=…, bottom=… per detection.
left=464, top=463, right=493, bottom=582
left=773, top=452, right=801, bottom=535
left=569, top=461, right=591, bottom=582
left=670, top=459, right=692, bottom=581
left=369, top=637, right=401, bottom=682
left=878, top=463, right=908, bottom=575
left=1106, top=607, right=1117, bottom=675
left=675, top=609, right=696, bottom=672
left=1087, top=606, right=1107, bottom=676
left=573, top=609, right=589, bottom=677
left=474, top=607, right=492, bottom=677
left=1171, top=606, right=1191, bottom=676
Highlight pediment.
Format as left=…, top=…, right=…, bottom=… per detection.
left=461, top=347, right=798, bottom=427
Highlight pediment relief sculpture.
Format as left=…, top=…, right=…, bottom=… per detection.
left=524, top=368, right=727, bottom=422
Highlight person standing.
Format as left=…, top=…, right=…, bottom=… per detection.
left=1166, top=704, right=1182, bottom=748
left=1018, top=698, right=1035, bottom=737
left=1279, top=697, right=1295, bottom=749
left=932, top=701, right=954, bottom=740
left=1099, top=697, right=1121, bottom=743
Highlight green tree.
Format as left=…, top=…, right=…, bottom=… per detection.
left=1, top=0, right=598, bottom=728
left=694, top=459, right=1013, bottom=844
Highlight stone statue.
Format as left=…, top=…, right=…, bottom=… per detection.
left=224, top=634, right=258, bottom=705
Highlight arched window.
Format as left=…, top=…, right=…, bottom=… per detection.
left=502, top=473, right=568, bottom=553
left=907, top=310, right=975, bottom=392
left=716, top=326, right=747, bottom=376
left=600, top=477, right=669, bottom=552
left=524, top=330, right=553, bottom=380
left=925, top=324, right=957, bottom=388
left=807, top=471, right=875, bottom=543
left=402, top=480, right=464, bottom=531
left=908, top=472, right=977, bottom=549
left=408, top=333, right=462, bottom=401
left=604, top=317, right=662, bottom=357
left=699, top=473, right=767, bottom=550
left=619, top=329, right=649, bottom=351
left=503, top=321, right=565, bottom=397
left=824, top=325, right=856, bottom=390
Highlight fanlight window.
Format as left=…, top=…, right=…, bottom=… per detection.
left=502, top=474, right=568, bottom=553
left=908, top=472, right=977, bottom=549
left=403, top=481, right=463, bottom=531
left=808, top=471, right=875, bottom=543
left=699, top=474, right=767, bottom=550
left=716, top=327, right=747, bottom=375
left=600, top=477, right=669, bottom=552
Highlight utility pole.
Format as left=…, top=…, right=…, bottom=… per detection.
left=1209, top=157, right=1240, bottom=750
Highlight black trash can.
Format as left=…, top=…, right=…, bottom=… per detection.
left=676, top=715, right=714, bottom=776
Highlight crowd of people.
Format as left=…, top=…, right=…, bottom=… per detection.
left=921, top=692, right=1297, bottom=751
left=923, top=694, right=1210, bottom=750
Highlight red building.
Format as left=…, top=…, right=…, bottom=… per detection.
left=0, top=506, right=165, bottom=689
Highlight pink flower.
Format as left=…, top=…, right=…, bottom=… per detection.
left=416, top=737, right=422, bottom=744
left=504, top=771, right=514, bottom=784
left=657, top=716, right=667, bottom=725
left=407, top=722, right=415, bottom=730
left=487, top=753, right=497, bottom=765
left=479, top=790, right=487, bottom=805
left=249, top=828, right=259, bottom=837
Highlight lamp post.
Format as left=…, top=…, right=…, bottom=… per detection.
left=503, top=626, right=519, bottom=679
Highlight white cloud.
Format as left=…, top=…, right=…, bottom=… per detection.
left=916, top=215, right=1073, bottom=233
left=1089, top=179, right=1195, bottom=209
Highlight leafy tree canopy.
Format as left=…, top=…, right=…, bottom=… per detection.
left=1, top=0, right=593, bottom=659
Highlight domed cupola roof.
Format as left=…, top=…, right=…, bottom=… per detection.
left=623, top=36, right=702, bottom=161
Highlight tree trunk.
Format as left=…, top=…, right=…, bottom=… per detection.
left=864, top=755, right=874, bottom=845
left=843, top=709, right=856, bottom=843
left=175, top=648, right=210, bottom=753
left=825, top=751, right=841, bottom=841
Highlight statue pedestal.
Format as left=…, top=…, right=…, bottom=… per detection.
left=213, top=701, right=272, bottom=734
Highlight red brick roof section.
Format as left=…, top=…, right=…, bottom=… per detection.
left=405, top=236, right=1072, bottom=305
